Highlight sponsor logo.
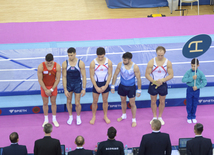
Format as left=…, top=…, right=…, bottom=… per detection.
left=127, top=102, right=131, bottom=109
left=183, top=99, right=187, bottom=105
left=9, top=109, right=27, bottom=113
left=0, top=109, right=2, bottom=115
left=32, top=107, right=41, bottom=114
left=198, top=99, right=214, bottom=104
left=9, top=109, right=14, bottom=113
left=108, top=104, right=121, bottom=108
left=198, top=100, right=203, bottom=103
left=58, top=90, right=64, bottom=93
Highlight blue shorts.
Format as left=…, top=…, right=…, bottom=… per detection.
left=148, top=82, right=168, bottom=96
left=67, top=81, right=82, bottom=93
left=93, top=81, right=110, bottom=94
left=118, top=84, right=136, bottom=98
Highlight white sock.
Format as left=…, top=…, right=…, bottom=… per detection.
left=52, top=115, right=56, bottom=122
left=158, top=117, right=162, bottom=120
left=67, top=115, right=73, bottom=125
left=132, top=118, right=136, bottom=122
left=44, top=115, right=48, bottom=122
left=77, top=115, right=81, bottom=125
left=121, top=114, right=127, bottom=119
left=69, top=115, right=73, bottom=119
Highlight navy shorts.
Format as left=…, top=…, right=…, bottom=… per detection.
left=93, top=81, right=110, bottom=94
left=67, top=81, right=82, bottom=93
left=118, top=84, right=136, bottom=98
left=148, top=82, right=168, bottom=96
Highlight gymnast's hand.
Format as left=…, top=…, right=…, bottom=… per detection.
left=95, top=86, right=102, bottom=93
left=64, top=90, right=70, bottom=98
left=81, top=89, right=86, bottom=97
left=100, top=85, right=107, bottom=93
left=156, top=79, right=163, bottom=86
left=45, top=89, right=52, bottom=97
left=151, top=80, right=160, bottom=89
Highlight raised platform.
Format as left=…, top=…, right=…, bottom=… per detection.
left=0, top=86, right=213, bottom=115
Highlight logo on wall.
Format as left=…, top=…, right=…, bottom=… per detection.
left=198, top=100, right=203, bottom=103
left=32, top=107, right=41, bottom=113
left=9, top=109, right=14, bottom=113
left=182, top=34, right=212, bottom=58
left=127, top=102, right=131, bottom=109
left=183, top=99, right=187, bottom=106
left=9, top=109, right=27, bottom=113
left=0, top=109, right=2, bottom=115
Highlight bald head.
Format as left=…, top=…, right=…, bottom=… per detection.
left=75, top=136, right=85, bottom=147
left=151, top=119, right=161, bottom=131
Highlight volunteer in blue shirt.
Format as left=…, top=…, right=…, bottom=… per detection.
left=182, top=58, right=207, bottom=124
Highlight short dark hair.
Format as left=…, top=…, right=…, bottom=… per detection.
left=156, top=46, right=166, bottom=53
left=44, top=123, right=53, bottom=134
left=96, top=47, right=105, bottom=55
left=191, top=58, right=199, bottom=65
left=151, top=119, right=161, bottom=130
left=194, top=123, right=203, bottom=134
left=10, top=132, right=19, bottom=143
left=45, top=53, right=54, bottom=62
left=75, top=136, right=84, bottom=146
left=107, top=126, right=117, bottom=139
left=122, top=52, right=132, bottom=59
left=67, top=47, right=76, bottom=54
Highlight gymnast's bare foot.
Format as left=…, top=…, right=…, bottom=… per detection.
left=132, top=122, right=137, bottom=127
left=117, top=117, right=123, bottom=122
left=104, top=116, right=111, bottom=124
left=90, top=116, right=96, bottom=125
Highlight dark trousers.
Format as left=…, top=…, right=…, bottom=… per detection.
left=186, top=86, right=200, bottom=119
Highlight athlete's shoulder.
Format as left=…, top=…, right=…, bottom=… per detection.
left=37, top=63, right=44, bottom=71
left=133, top=63, right=139, bottom=70
left=55, top=63, right=61, bottom=70
left=62, top=60, right=67, bottom=64
left=90, top=59, right=95, bottom=65
left=147, top=59, right=154, bottom=67
left=166, top=58, right=171, bottom=63
left=79, top=59, right=85, bottom=64
left=107, top=58, right=112, bottom=63
left=79, top=59, right=85, bottom=68
left=118, top=61, right=122, bottom=66
left=167, top=59, right=172, bottom=66
left=38, top=62, right=44, bottom=67
left=62, top=60, right=67, bottom=67
left=107, top=58, right=112, bottom=66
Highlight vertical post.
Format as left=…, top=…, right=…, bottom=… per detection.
left=194, top=58, right=197, bottom=87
